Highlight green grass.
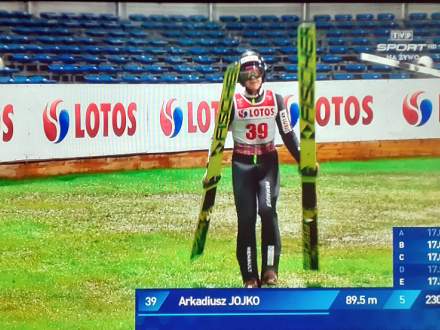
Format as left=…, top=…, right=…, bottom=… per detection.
left=1, top=157, right=439, bottom=329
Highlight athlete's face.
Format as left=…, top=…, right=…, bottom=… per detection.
left=240, top=64, right=263, bottom=95
left=244, top=75, right=263, bottom=95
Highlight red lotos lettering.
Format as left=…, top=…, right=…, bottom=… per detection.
left=2, top=104, right=14, bottom=142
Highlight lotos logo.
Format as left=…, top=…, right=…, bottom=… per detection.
left=43, top=99, right=69, bottom=143
left=1, top=104, right=14, bottom=142
left=284, top=95, right=300, bottom=127
left=160, top=98, right=183, bottom=138
left=402, top=91, right=432, bottom=126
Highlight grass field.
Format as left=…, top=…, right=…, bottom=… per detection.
left=1, top=157, right=439, bottom=329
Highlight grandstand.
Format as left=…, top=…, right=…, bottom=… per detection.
left=0, top=2, right=439, bottom=83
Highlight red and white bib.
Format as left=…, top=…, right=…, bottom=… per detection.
left=230, top=90, right=278, bottom=145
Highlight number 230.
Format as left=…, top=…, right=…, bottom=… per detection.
left=246, top=123, right=268, bottom=140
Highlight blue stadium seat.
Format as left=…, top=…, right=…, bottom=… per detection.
left=321, top=54, right=343, bottom=63
left=344, top=63, right=367, bottom=72
left=369, top=64, right=392, bottom=72
left=333, top=73, right=354, bottom=80
left=164, top=56, right=186, bottom=65
left=195, top=65, right=216, bottom=74
left=145, top=65, right=167, bottom=74
left=48, top=64, right=80, bottom=74
left=129, top=55, right=154, bottom=65
left=258, top=47, right=276, bottom=55
left=123, top=64, right=145, bottom=74
left=335, top=14, right=352, bottom=21
left=9, top=75, right=29, bottom=84
left=389, top=72, right=410, bottom=79
left=97, top=64, right=119, bottom=74
left=317, top=64, right=332, bottom=72
left=356, top=13, right=374, bottom=21
left=225, top=22, right=245, bottom=31
left=219, top=16, right=238, bottom=23
left=188, top=47, right=209, bottom=56
left=83, top=74, right=121, bottom=83
left=350, top=37, right=371, bottom=45
left=174, top=65, right=195, bottom=74
left=316, top=21, right=333, bottom=29
left=158, top=74, right=183, bottom=83
left=377, top=13, right=395, bottom=21
left=240, top=15, right=258, bottom=23
left=221, top=38, right=240, bottom=47
left=317, top=73, right=330, bottom=80
left=351, top=46, right=373, bottom=54
left=199, top=38, right=217, bottom=47
left=327, top=38, right=347, bottom=46
left=279, top=46, right=297, bottom=54
left=260, top=15, right=279, bottom=22
left=431, top=12, right=440, bottom=20
left=278, top=73, right=297, bottom=81
left=205, top=73, right=223, bottom=83
left=10, top=53, right=32, bottom=64
left=313, top=15, right=331, bottom=22
left=361, top=73, right=383, bottom=79
left=28, top=75, right=56, bottom=83
left=408, top=12, right=428, bottom=20
left=107, top=55, right=130, bottom=64
left=180, top=74, right=203, bottom=83
left=281, top=15, right=300, bottom=23
left=0, top=76, right=11, bottom=83
left=32, top=54, right=53, bottom=64
left=121, top=74, right=141, bottom=83
left=284, top=64, right=297, bottom=72
left=272, top=38, right=290, bottom=47
left=286, top=55, right=298, bottom=63
left=138, top=74, right=159, bottom=83
left=329, top=46, right=348, bottom=54
left=193, top=56, right=217, bottom=65
left=128, top=14, right=148, bottom=22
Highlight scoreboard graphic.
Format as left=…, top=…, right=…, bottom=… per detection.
left=135, top=227, right=440, bottom=330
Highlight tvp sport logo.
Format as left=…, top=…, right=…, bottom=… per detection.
left=160, top=98, right=183, bottom=138
left=402, top=91, right=432, bottom=126
left=43, top=99, right=69, bottom=143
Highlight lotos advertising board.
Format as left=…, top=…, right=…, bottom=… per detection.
left=0, top=79, right=439, bottom=163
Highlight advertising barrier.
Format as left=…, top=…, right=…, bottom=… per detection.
left=1, top=79, right=439, bottom=163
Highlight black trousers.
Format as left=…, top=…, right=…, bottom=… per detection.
left=232, top=151, right=281, bottom=282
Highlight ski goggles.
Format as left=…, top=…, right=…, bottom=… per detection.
left=239, top=66, right=263, bottom=82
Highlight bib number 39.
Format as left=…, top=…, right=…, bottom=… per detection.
left=246, top=123, right=268, bottom=140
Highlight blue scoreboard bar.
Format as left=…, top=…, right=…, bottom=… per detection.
left=135, top=227, right=440, bottom=330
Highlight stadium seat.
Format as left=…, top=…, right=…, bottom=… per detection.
left=205, top=73, right=223, bottom=83
left=83, top=74, right=121, bottom=83
left=313, top=15, right=331, bottom=22
left=193, top=56, right=217, bottom=65
left=317, top=64, right=332, bottom=72
left=286, top=55, right=298, bottom=63
left=333, top=73, right=354, bottom=80
left=138, top=74, right=159, bottom=83
left=195, top=65, right=216, bottom=74
left=0, top=76, right=11, bottom=83
left=27, top=75, right=56, bottom=83
left=377, top=13, right=395, bottom=21
left=123, top=64, right=145, bottom=74
left=321, top=54, right=343, bottom=63
left=388, top=72, right=410, bottom=79
left=369, top=64, right=392, bottom=72
left=121, top=74, right=141, bottom=83
left=317, top=73, right=330, bottom=80
left=408, top=12, right=428, bottom=20
left=278, top=73, right=297, bottom=81
left=284, top=64, right=297, bottom=72
left=219, top=16, right=238, bottom=23
left=344, top=63, right=367, bottom=72
left=281, top=15, right=300, bottom=22
left=356, top=13, right=374, bottom=21
left=361, top=73, right=383, bottom=79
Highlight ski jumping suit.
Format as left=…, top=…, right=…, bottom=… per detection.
left=229, top=89, right=300, bottom=282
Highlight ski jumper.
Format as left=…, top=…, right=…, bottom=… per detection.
left=229, top=89, right=300, bottom=282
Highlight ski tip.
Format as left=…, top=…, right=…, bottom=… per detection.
left=190, top=251, right=203, bottom=261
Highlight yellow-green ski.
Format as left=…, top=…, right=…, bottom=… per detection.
left=190, top=62, right=240, bottom=260
left=298, top=22, right=319, bottom=270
